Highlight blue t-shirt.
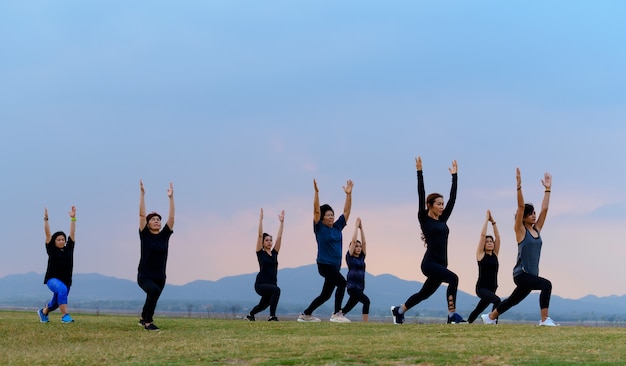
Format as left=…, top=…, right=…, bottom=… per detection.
left=314, top=214, right=346, bottom=269
left=346, top=251, right=366, bottom=291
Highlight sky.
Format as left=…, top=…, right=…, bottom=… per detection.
left=2, top=1, right=626, bottom=300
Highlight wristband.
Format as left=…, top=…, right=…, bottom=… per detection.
left=517, top=186, right=521, bottom=190
left=545, top=189, right=551, bottom=193
left=71, top=217, right=77, bottom=221
left=492, top=222, right=496, bottom=225
left=44, top=218, right=48, bottom=221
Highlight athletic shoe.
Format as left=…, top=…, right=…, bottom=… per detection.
left=268, top=316, right=279, bottom=321
left=330, top=312, right=351, bottom=323
left=539, top=317, right=558, bottom=326
left=37, top=309, right=49, bottom=323
left=390, top=306, right=404, bottom=325
left=138, top=318, right=146, bottom=326
left=297, top=313, right=321, bottom=322
left=447, top=312, right=468, bottom=324
left=480, top=313, right=496, bottom=325
left=61, top=314, right=74, bottom=323
left=246, top=314, right=255, bottom=321
left=144, top=323, right=160, bottom=331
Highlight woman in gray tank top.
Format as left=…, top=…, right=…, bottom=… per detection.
left=481, top=168, right=557, bottom=326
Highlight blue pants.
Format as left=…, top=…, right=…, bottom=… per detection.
left=46, top=278, right=70, bottom=312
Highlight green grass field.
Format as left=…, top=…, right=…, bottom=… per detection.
left=2, top=311, right=625, bottom=365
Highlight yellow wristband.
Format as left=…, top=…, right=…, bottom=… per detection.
left=71, top=217, right=77, bottom=221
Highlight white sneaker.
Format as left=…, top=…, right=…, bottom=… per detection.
left=297, top=313, right=321, bottom=322
left=330, top=312, right=351, bottom=323
left=539, top=317, right=558, bottom=326
left=481, top=314, right=497, bottom=325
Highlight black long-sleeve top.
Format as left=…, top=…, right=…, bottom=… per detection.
left=417, top=170, right=457, bottom=267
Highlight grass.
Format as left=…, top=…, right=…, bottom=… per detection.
left=2, top=311, right=626, bottom=365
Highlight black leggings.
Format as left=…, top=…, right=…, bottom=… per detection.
left=138, top=277, right=166, bottom=323
left=404, top=260, right=459, bottom=311
left=250, top=283, right=281, bottom=317
left=496, top=272, right=552, bottom=315
left=304, top=263, right=346, bottom=315
left=467, top=287, right=501, bottom=323
left=342, top=287, right=370, bottom=315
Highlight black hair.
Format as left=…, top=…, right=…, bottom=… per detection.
left=523, top=203, right=535, bottom=218
left=262, top=233, right=272, bottom=242
left=50, top=231, right=67, bottom=246
left=146, top=212, right=162, bottom=222
left=320, top=204, right=334, bottom=219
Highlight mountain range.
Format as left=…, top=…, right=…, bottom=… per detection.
left=2, top=264, right=625, bottom=322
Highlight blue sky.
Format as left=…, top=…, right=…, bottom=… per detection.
left=2, top=1, right=626, bottom=300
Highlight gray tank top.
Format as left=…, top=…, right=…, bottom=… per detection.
left=512, top=228, right=542, bottom=277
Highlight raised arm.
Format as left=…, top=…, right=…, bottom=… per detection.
left=313, top=179, right=321, bottom=224
left=44, top=207, right=51, bottom=243
left=416, top=157, right=426, bottom=216
left=342, top=180, right=353, bottom=222
left=514, top=168, right=526, bottom=243
left=256, top=208, right=264, bottom=252
left=166, top=182, right=175, bottom=230
left=441, top=160, right=458, bottom=220
left=348, top=217, right=361, bottom=256
left=535, top=172, right=552, bottom=231
left=274, top=210, right=285, bottom=253
left=491, top=210, right=500, bottom=256
left=139, top=180, right=147, bottom=230
left=359, top=218, right=366, bottom=255
left=68, top=206, right=76, bottom=241
left=476, top=210, right=490, bottom=261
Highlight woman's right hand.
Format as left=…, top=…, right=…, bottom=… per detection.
left=415, top=156, right=422, bottom=171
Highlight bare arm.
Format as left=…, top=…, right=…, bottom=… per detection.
left=514, top=168, right=526, bottom=243
left=68, top=206, right=76, bottom=241
left=313, top=179, right=320, bottom=224
left=44, top=207, right=51, bottom=243
left=348, top=217, right=361, bottom=256
left=491, top=211, right=500, bottom=256
left=359, top=218, right=366, bottom=256
left=535, top=172, right=552, bottom=231
left=166, top=182, right=175, bottom=230
left=476, top=210, right=490, bottom=261
left=139, top=180, right=147, bottom=230
left=274, top=210, right=285, bottom=253
left=342, top=180, right=353, bottom=222
left=256, top=208, right=264, bottom=252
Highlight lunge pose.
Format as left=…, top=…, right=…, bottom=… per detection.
left=467, top=210, right=501, bottom=323
left=481, top=168, right=556, bottom=326
left=298, top=179, right=353, bottom=323
left=137, top=180, right=175, bottom=331
left=247, top=208, right=284, bottom=321
left=391, top=157, right=466, bottom=324
left=340, top=217, right=370, bottom=322
left=38, top=206, right=77, bottom=324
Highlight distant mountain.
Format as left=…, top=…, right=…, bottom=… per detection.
left=2, top=266, right=625, bottom=321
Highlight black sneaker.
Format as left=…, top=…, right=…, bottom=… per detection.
left=246, top=314, right=255, bottom=321
left=447, top=312, right=467, bottom=324
left=268, top=316, right=279, bottom=321
left=391, top=306, right=404, bottom=325
left=144, top=323, right=160, bottom=331
left=138, top=319, right=146, bottom=326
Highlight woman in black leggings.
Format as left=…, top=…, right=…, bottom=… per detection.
left=481, top=168, right=556, bottom=326
left=246, top=208, right=284, bottom=321
left=467, top=210, right=501, bottom=323
left=391, top=156, right=466, bottom=324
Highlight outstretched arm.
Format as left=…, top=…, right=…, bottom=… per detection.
left=256, top=208, right=264, bottom=252
left=166, top=182, right=175, bottom=230
left=359, top=218, right=366, bottom=255
left=442, top=160, right=458, bottom=220
left=491, top=210, right=500, bottom=256
left=416, top=157, right=426, bottom=216
left=69, top=206, right=76, bottom=241
left=476, top=210, right=490, bottom=261
left=514, top=168, right=526, bottom=243
left=535, top=172, right=552, bottom=231
left=313, top=179, right=321, bottom=224
left=274, top=210, right=285, bottom=253
left=348, top=217, right=361, bottom=256
left=44, top=207, right=51, bottom=243
left=342, top=180, right=353, bottom=222
left=139, top=180, right=147, bottom=230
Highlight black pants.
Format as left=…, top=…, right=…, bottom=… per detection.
left=405, top=260, right=459, bottom=311
left=138, top=277, right=166, bottom=323
left=467, top=287, right=501, bottom=323
left=342, top=287, right=370, bottom=315
left=250, top=283, right=281, bottom=317
left=304, top=263, right=346, bottom=315
left=496, top=272, right=552, bottom=315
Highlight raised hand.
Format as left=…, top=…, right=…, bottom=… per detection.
left=343, top=180, right=354, bottom=194
left=69, top=206, right=76, bottom=218
left=140, top=179, right=145, bottom=194
left=313, top=179, right=319, bottom=193
left=542, top=172, right=552, bottom=190
left=278, top=210, right=285, bottom=222
left=516, top=167, right=522, bottom=189
left=167, top=182, right=174, bottom=197
left=44, top=207, right=49, bottom=220
left=415, top=156, right=422, bottom=171
left=449, top=160, right=458, bottom=175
